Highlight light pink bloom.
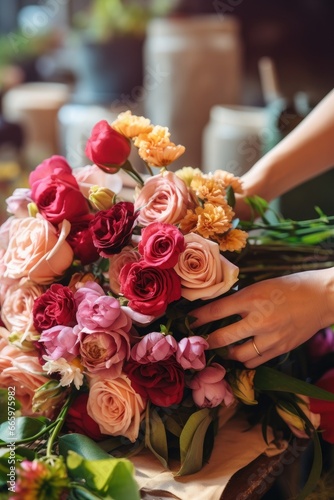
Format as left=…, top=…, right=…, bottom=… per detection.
left=187, top=362, right=235, bottom=408
left=174, top=233, right=239, bottom=301
left=73, top=163, right=123, bottom=198
left=131, top=332, right=178, bottom=363
left=87, top=374, right=146, bottom=442
left=79, top=327, right=131, bottom=378
left=109, top=245, right=141, bottom=295
left=176, top=336, right=209, bottom=370
left=134, top=171, right=196, bottom=227
left=74, top=281, right=132, bottom=332
left=6, top=188, right=32, bottom=217
left=39, top=324, right=80, bottom=361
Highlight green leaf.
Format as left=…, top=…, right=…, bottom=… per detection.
left=145, top=406, right=168, bottom=469
left=66, top=451, right=140, bottom=500
left=175, top=408, right=213, bottom=476
left=254, top=366, right=334, bottom=401
left=0, top=416, right=49, bottom=443
left=0, top=389, right=20, bottom=424
left=59, top=433, right=112, bottom=461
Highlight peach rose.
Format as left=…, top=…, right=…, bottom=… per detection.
left=174, top=233, right=239, bottom=301
left=73, top=164, right=122, bottom=199
left=134, top=171, right=196, bottom=227
left=0, top=327, right=52, bottom=417
left=87, top=374, right=146, bottom=442
left=108, top=245, right=141, bottom=295
left=1, top=282, right=44, bottom=345
left=3, top=216, right=73, bottom=285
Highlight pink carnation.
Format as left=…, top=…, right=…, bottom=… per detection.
left=131, top=332, right=178, bottom=363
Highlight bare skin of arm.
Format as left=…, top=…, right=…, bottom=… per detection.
left=192, top=90, right=334, bottom=366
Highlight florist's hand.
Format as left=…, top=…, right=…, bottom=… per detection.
left=191, top=269, right=334, bottom=368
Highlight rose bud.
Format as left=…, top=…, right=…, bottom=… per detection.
left=32, top=380, right=69, bottom=414
left=89, top=185, right=116, bottom=210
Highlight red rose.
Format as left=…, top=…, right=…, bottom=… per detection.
left=120, top=261, right=182, bottom=316
left=33, top=284, right=77, bottom=332
left=89, top=201, right=137, bottom=257
left=67, top=214, right=99, bottom=265
left=85, top=120, right=131, bottom=171
left=30, top=156, right=89, bottom=225
left=138, top=222, right=185, bottom=269
left=124, top=357, right=185, bottom=407
left=65, top=393, right=106, bottom=441
left=310, top=369, right=334, bottom=443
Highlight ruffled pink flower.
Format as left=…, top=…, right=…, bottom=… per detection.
left=6, top=188, right=32, bottom=217
left=131, top=332, right=178, bottom=363
left=39, top=324, right=80, bottom=361
left=74, top=281, right=132, bottom=332
left=187, top=363, right=235, bottom=408
left=176, top=336, right=209, bottom=370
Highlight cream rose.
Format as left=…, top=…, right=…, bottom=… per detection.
left=108, top=245, right=141, bottom=295
left=1, top=282, right=44, bottom=345
left=174, top=233, right=239, bottom=301
left=0, top=327, right=52, bottom=417
left=3, top=216, right=73, bottom=285
left=87, top=375, right=146, bottom=442
left=134, top=171, right=196, bottom=227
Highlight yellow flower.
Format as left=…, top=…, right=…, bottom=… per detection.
left=138, top=143, right=186, bottom=167
left=190, top=175, right=227, bottom=206
left=112, top=110, right=153, bottom=138
left=133, top=125, right=171, bottom=148
left=175, top=166, right=203, bottom=186
left=229, top=369, right=257, bottom=405
left=179, top=209, right=199, bottom=233
left=216, top=228, right=248, bottom=252
left=89, top=185, right=116, bottom=210
left=195, top=203, right=233, bottom=239
left=213, top=169, right=244, bottom=194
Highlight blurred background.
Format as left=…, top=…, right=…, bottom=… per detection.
left=1, top=0, right=334, bottom=223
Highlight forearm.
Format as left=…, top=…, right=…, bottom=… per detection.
left=241, top=89, right=334, bottom=202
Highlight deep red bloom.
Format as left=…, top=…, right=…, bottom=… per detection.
left=66, top=214, right=99, bottom=265
left=124, top=357, right=185, bottom=407
left=310, top=368, right=334, bottom=444
left=120, top=261, right=181, bottom=316
left=85, top=120, right=131, bottom=170
left=89, top=201, right=138, bottom=257
left=65, top=393, right=105, bottom=441
left=33, top=284, right=77, bottom=332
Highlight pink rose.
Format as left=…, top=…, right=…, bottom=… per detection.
left=74, top=282, right=132, bottom=332
left=131, top=332, right=178, bottom=363
left=138, top=222, right=185, bottom=269
left=87, top=374, right=146, bottom=442
left=1, top=283, right=44, bottom=344
left=176, top=336, right=209, bottom=370
left=39, top=325, right=80, bottom=361
left=0, top=328, right=52, bottom=417
left=73, top=164, right=123, bottom=198
left=29, top=156, right=90, bottom=225
left=79, top=327, right=131, bottom=378
left=134, top=171, right=196, bottom=227
left=6, top=188, right=32, bottom=217
left=120, top=261, right=181, bottom=316
left=187, top=363, right=235, bottom=408
left=3, top=217, right=74, bottom=285
left=109, top=245, right=141, bottom=295
left=174, top=233, right=239, bottom=301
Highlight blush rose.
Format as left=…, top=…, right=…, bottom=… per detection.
left=65, top=392, right=106, bottom=441
left=174, top=233, right=239, bottom=301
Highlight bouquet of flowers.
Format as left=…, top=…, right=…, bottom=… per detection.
left=1, top=110, right=334, bottom=500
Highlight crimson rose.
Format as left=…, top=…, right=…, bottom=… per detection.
left=138, top=222, right=185, bottom=269
left=124, top=357, right=185, bottom=407
left=85, top=120, right=131, bottom=171
left=120, top=261, right=181, bottom=316
left=65, top=393, right=106, bottom=441
left=89, top=201, right=138, bottom=257
left=29, top=156, right=90, bottom=225
left=310, top=369, right=334, bottom=444
left=67, top=214, right=99, bottom=265
left=33, top=284, right=77, bottom=332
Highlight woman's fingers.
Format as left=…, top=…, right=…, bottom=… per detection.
left=228, top=339, right=280, bottom=368
left=191, top=293, right=246, bottom=328
left=205, top=318, right=253, bottom=348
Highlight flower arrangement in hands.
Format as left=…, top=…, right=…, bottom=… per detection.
left=1, top=110, right=334, bottom=499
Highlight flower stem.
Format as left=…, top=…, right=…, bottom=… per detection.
left=46, top=395, right=73, bottom=457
